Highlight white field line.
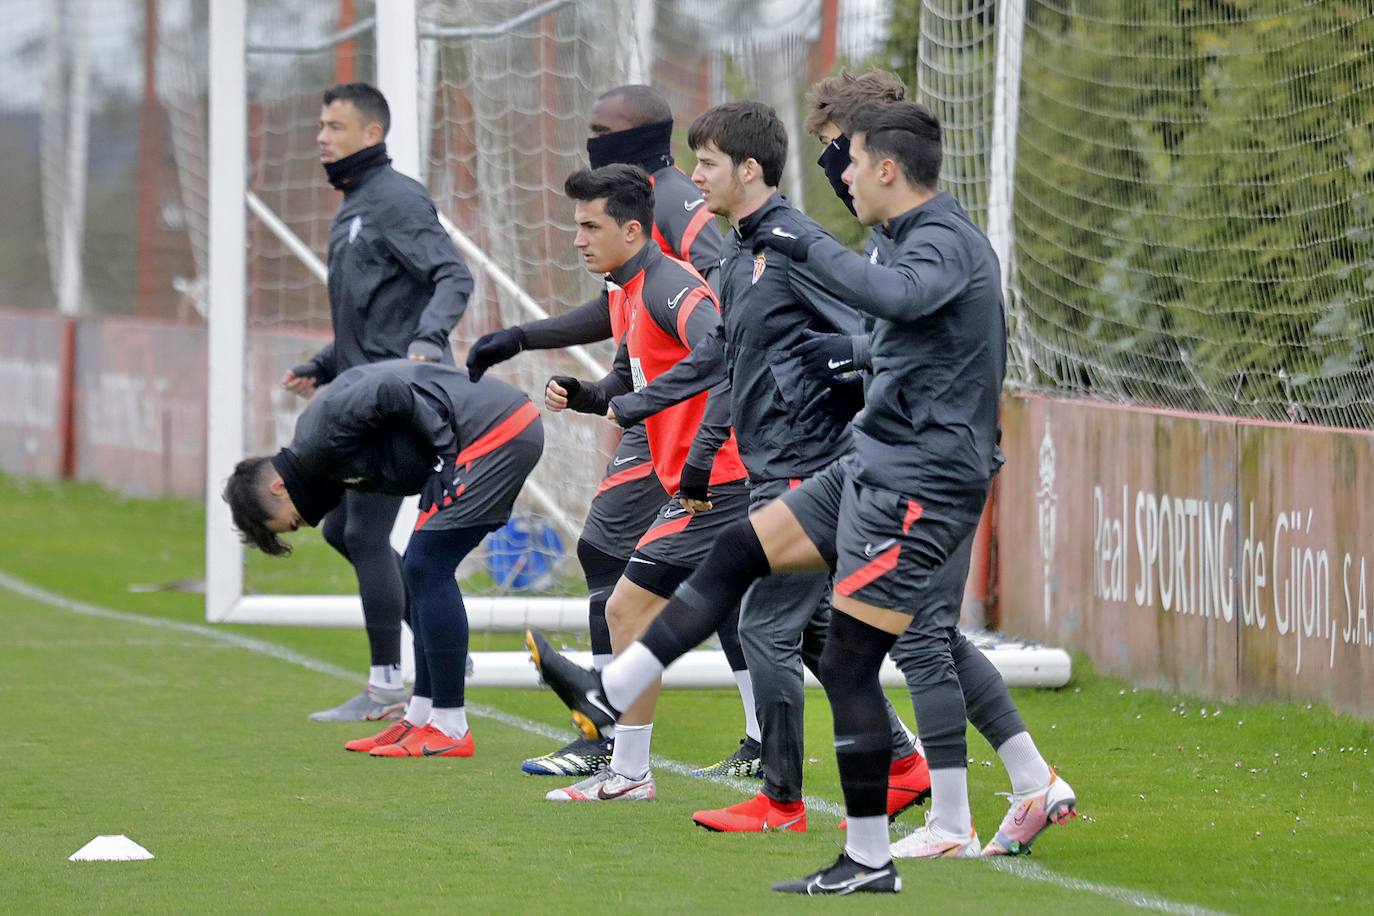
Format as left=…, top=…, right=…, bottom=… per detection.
left=0, top=569, right=1226, bottom=916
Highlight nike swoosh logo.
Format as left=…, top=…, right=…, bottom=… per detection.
left=684, top=198, right=706, bottom=212
left=771, top=227, right=799, bottom=239
left=667, top=287, right=690, bottom=309
left=628, top=557, right=656, bottom=565
left=612, top=455, right=640, bottom=466
left=662, top=507, right=688, bottom=519
left=809, top=870, right=889, bottom=895
left=827, top=358, right=852, bottom=370
left=584, top=689, right=617, bottom=720
left=864, top=538, right=897, bottom=558
left=421, top=741, right=466, bottom=756
left=1013, top=803, right=1031, bottom=826
left=765, top=814, right=805, bottom=831
left=596, top=780, right=645, bottom=800
left=834, top=737, right=857, bottom=748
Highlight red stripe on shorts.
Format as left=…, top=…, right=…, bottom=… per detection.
left=634, top=514, right=693, bottom=550
left=595, top=461, right=654, bottom=495
left=455, top=400, right=540, bottom=471
left=834, top=545, right=902, bottom=597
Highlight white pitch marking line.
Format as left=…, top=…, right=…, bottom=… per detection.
left=0, top=569, right=1227, bottom=916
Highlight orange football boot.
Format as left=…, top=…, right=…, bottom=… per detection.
left=370, top=723, right=474, bottom=758
left=345, top=719, right=419, bottom=753
left=693, top=792, right=807, bottom=832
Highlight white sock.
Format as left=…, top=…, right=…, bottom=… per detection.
left=404, top=695, right=432, bottom=726
left=845, top=815, right=891, bottom=868
left=610, top=722, right=653, bottom=779
left=733, top=669, right=761, bottom=742
left=929, top=767, right=973, bottom=836
left=998, top=731, right=1052, bottom=793
left=369, top=664, right=403, bottom=690
left=592, top=653, right=614, bottom=671
left=428, top=706, right=468, bottom=739
left=601, top=642, right=664, bottom=712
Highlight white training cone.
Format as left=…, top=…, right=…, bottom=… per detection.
left=69, top=835, right=154, bottom=862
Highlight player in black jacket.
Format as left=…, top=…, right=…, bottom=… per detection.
left=281, top=83, right=474, bottom=723
left=465, top=86, right=760, bottom=780
left=225, top=360, right=542, bottom=759
left=526, top=102, right=1076, bottom=893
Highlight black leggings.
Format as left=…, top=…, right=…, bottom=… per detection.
left=401, top=525, right=497, bottom=707
left=321, top=491, right=406, bottom=667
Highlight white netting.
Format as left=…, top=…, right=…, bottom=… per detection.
left=1007, top=1, right=1374, bottom=426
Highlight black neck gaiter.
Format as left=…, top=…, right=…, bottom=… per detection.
left=818, top=134, right=856, bottom=216
left=270, top=448, right=344, bottom=527
left=587, top=120, right=674, bottom=172
left=323, top=142, right=390, bottom=191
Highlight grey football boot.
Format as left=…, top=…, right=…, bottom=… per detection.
left=308, top=684, right=408, bottom=722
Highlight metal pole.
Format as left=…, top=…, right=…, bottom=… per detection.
left=988, top=0, right=1026, bottom=297
left=206, top=0, right=247, bottom=622
left=376, top=0, right=420, bottom=180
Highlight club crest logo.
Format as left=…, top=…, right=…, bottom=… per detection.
left=751, top=253, right=766, bottom=285
left=348, top=215, right=362, bottom=243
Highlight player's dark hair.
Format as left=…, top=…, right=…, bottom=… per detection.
left=849, top=101, right=942, bottom=190
left=223, top=455, right=292, bottom=557
left=323, top=82, right=391, bottom=137
left=804, top=68, right=907, bottom=136
left=564, top=164, right=655, bottom=231
left=597, top=84, right=674, bottom=127
left=687, top=101, right=787, bottom=188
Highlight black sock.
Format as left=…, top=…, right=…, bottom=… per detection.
left=640, top=518, right=770, bottom=666
left=577, top=539, right=625, bottom=659
left=819, top=611, right=900, bottom=819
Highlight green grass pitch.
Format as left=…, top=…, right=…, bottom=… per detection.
left=0, top=475, right=1369, bottom=913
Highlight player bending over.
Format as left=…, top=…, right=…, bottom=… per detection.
left=224, top=359, right=542, bottom=759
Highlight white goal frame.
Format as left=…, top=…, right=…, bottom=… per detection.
left=205, top=0, right=594, bottom=632
left=202, top=0, right=1065, bottom=689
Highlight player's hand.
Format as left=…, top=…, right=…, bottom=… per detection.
left=798, top=376, right=865, bottom=427
left=282, top=366, right=319, bottom=399
left=467, top=327, right=527, bottom=381
left=751, top=225, right=824, bottom=263
left=548, top=375, right=610, bottom=416
left=606, top=404, right=618, bottom=424
left=545, top=377, right=571, bottom=411
left=677, top=463, right=713, bottom=514
left=419, top=454, right=459, bottom=514
left=796, top=328, right=859, bottom=387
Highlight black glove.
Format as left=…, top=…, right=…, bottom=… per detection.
left=677, top=462, right=712, bottom=502
left=550, top=375, right=610, bottom=416
left=751, top=224, right=824, bottom=263
left=797, top=376, right=865, bottom=428
left=466, top=326, right=527, bottom=382
left=795, top=328, right=858, bottom=387
left=289, top=362, right=321, bottom=380
left=418, top=453, right=460, bottom=515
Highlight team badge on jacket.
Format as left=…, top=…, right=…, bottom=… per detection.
left=751, top=253, right=767, bottom=285
left=349, top=216, right=363, bottom=243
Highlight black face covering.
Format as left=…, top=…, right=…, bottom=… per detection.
left=270, top=448, right=344, bottom=527
left=818, top=134, right=856, bottom=216
left=323, top=142, right=390, bottom=191
left=587, top=120, right=674, bottom=172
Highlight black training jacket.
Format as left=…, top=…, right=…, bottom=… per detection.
left=290, top=360, right=530, bottom=495
left=612, top=193, right=864, bottom=484
left=804, top=191, right=1006, bottom=518
left=301, top=163, right=473, bottom=382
